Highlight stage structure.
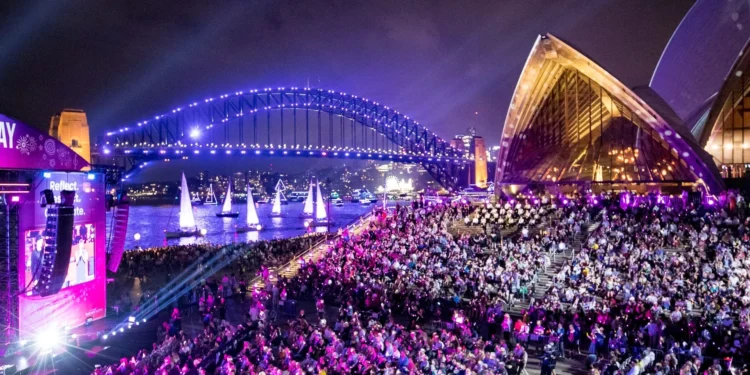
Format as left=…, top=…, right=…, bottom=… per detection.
left=495, top=34, right=725, bottom=195
left=0, top=113, right=104, bottom=345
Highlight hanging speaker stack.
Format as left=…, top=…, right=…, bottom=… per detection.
left=106, top=191, right=129, bottom=273
left=33, top=190, right=76, bottom=297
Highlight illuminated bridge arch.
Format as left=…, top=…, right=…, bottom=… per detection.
left=103, top=87, right=468, bottom=190
left=495, top=34, right=724, bottom=194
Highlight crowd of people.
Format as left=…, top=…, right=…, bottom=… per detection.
left=110, top=234, right=325, bottom=314
left=94, top=191, right=749, bottom=374
left=526, top=196, right=750, bottom=374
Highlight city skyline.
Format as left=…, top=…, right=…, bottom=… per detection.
left=0, top=1, right=692, bottom=145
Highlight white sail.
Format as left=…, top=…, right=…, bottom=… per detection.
left=205, top=184, right=218, bottom=205
left=221, top=184, right=233, bottom=213
left=246, top=185, right=260, bottom=226
left=315, top=179, right=327, bottom=220
left=179, top=173, right=196, bottom=230
left=274, top=180, right=287, bottom=201
left=302, top=179, right=314, bottom=215
left=272, top=189, right=282, bottom=215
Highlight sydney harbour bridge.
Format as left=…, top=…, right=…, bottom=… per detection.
left=100, top=87, right=475, bottom=190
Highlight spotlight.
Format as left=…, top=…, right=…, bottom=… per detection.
left=36, top=330, right=60, bottom=350
left=71, top=334, right=78, bottom=339
left=19, top=340, right=28, bottom=347
left=128, top=316, right=136, bottom=323
left=200, top=228, right=207, bottom=235
left=190, top=129, right=201, bottom=139
left=134, top=233, right=141, bottom=241
left=142, top=318, right=147, bottom=322
left=256, top=224, right=262, bottom=231
left=112, top=331, right=116, bottom=336
left=119, top=328, right=124, bottom=333
left=102, top=334, right=108, bottom=340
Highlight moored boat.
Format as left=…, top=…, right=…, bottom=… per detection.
left=270, top=180, right=286, bottom=217
left=236, top=184, right=262, bottom=232
left=216, top=183, right=240, bottom=218
left=166, top=172, right=205, bottom=238
left=301, top=179, right=315, bottom=218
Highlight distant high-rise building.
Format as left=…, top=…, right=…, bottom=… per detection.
left=452, top=127, right=479, bottom=158
left=49, top=109, right=91, bottom=167
left=233, top=172, right=245, bottom=191
left=449, top=138, right=466, bottom=154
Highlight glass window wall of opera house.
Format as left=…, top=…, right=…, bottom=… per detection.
left=494, top=34, right=726, bottom=195
left=697, top=41, right=750, bottom=179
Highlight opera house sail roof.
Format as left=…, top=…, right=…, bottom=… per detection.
left=698, top=39, right=750, bottom=170
left=495, top=34, right=724, bottom=194
left=650, top=0, right=750, bottom=132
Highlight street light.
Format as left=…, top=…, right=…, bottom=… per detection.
left=325, top=178, right=332, bottom=240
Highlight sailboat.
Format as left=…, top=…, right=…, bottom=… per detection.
left=216, top=183, right=240, bottom=218
left=204, top=184, right=218, bottom=205
left=301, top=179, right=315, bottom=217
left=191, top=193, right=204, bottom=206
left=306, top=178, right=333, bottom=227
left=236, top=185, right=262, bottom=232
left=166, top=173, right=205, bottom=239
left=270, top=180, right=286, bottom=217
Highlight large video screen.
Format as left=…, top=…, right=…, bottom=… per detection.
left=17, top=171, right=107, bottom=340
left=23, top=223, right=96, bottom=295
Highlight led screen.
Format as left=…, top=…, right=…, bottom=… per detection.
left=23, top=224, right=96, bottom=295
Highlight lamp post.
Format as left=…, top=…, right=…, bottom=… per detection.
left=325, top=177, right=331, bottom=241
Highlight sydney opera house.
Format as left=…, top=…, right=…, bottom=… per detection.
left=494, top=0, right=750, bottom=196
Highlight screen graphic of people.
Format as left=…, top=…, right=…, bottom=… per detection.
left=29, top=235, right=44, bottom=282
left=23, top=223, right=96, bottom=295
left=75, top=240, right=87, bottom=285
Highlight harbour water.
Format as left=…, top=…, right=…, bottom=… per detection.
left=107, top=201, right=376, bottom=250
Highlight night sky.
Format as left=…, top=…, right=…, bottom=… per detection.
left=0, top=0, right=693, bottom=147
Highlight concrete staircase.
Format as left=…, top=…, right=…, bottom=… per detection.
left=251, top=239, right=331, bottom=291
left=506, top=219, right=601, bottom=316
left=251, top=213, right=377, bottom=290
